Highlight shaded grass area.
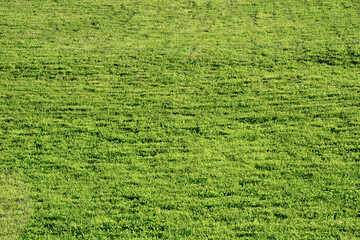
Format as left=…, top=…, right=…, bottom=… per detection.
left=0, top=0, right=360, bottom=239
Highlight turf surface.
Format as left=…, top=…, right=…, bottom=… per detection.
left=0, top=0, right=359, bottom=239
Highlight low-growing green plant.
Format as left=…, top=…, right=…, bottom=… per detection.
left=0, top=172, right=31, bottom=240
left=0, top=0, right=359, bottom=239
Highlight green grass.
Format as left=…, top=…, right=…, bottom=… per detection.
left=0, top=171, right=31, bottom=240
left=1, top=0, right=360, bottom=239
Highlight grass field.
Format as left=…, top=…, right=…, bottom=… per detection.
left=1, top=0, right=360, bottom=239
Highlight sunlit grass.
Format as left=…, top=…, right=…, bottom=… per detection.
left=0, top=0, right=359, bottom=239
left=0, top=172, right=31, bottom=240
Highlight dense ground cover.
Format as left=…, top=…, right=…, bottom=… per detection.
left=1, top=0, right=359, bottom=239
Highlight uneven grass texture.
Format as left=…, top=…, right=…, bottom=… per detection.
left=0, top=0, right=360, bottom=239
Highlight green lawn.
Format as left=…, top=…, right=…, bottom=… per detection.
left=0, top=0, right=359, bottom=239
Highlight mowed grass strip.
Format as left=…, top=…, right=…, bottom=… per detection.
left=0, top=0, right=360, bottom=239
